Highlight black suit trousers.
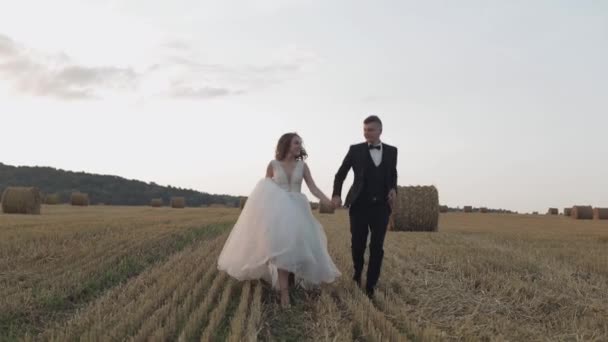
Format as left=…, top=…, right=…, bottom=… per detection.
left=348, top=200, right=391, bottom=290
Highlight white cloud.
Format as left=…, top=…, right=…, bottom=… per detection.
left=0, top=33, right=318, bottom=101
left=0, top=33, right=138, bottom=100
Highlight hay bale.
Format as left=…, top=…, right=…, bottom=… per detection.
left=319, top=202, right=335, bottom=214
left=150, top=198, right=163, bottom=207
left=480, top=207, right=488, bottom=213
left=171, top=197, right=186, bottom=208
left=389, top=185, right=439, bottom=232
left=547, top=208, right=558, bottom=215
left=239, top=197, right=248, bottom=209
left=310, top=202, right=320, bottom=210
left=593, top=208, right=608, bottom=220
left=1, top=187, right=42, bottom=214
left=463, top=206, right=473, bottom=213
left=70, top=192, right=89, bottom=206
left=439, top=205, right=449, bottom=213
left=44, top=193, right=61, bottom=205
left=571, top=205, right=593, bottom=220
left=564, top=208, right=572, bottom=216
left=532, top=211, right=539, bottom=215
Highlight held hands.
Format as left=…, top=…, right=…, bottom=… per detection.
left=331, top=196, right=342, bottom=209
left=321, top=198, right=334, bottom=209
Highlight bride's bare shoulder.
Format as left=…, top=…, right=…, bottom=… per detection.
left=266, top=160, right=276, bottom=177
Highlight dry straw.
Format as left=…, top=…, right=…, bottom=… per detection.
left=593, top=208, right=608, bottom=220
left=480, top=207, right=488, bottom=213
left=1, top=186, right=42, bottom=214
left=389, top=185, right=439, bottom=232
left=171, top=197, right=186, bottom=208
left=547, top=208, right=558, bottom=215
left=150, top=198, right=163, bottom=207
left=571, top=205, right=593, bottom=220
left=70, top=192, right=89, bottom=206
left=464, top=206, right=473, bottom=213
left=564, top=208, right=572, bottom=216
left=439, top=205, right=449, bottom=213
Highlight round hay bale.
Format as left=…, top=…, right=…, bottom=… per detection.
left=239, top=197, right=248, bottom=209
left=171, top=197, right=186, bottom=208
left=319, top=202, right=335, bottom=214
left=547, top=208, right=558, bottom=215
left=44, top=193, right=61, bottom=205
left=150, top=198, right=163, bottom=207
left=1, top=187, right=42, bottom=214
left=532, top=211, right=539, bottom=215
left=439, top=205, right=449, bottom=213
left=463, top=206, right=473, bottom=213
left=593, top=208, right=608, bottom=220
left=480, top=207, right=488, bottom=213
left=571, top=205, right=593, bottom=220
left=70, top=192, right=89, bottom=206
left=564, top=208, right=572, bottom=216
left=389, top=185, right=439, bottom=232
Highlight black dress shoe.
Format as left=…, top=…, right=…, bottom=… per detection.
left=365, top=287, right=375, bottom=299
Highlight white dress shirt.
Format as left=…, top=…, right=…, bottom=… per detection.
left=368, top=142, right=383, bottom=167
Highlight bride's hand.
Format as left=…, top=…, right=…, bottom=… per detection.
left=321, top=197, right=335, bottom=209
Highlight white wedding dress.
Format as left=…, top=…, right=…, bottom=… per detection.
left=217, top=159, right=341, bottom=289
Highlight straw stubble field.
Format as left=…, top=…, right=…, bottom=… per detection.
left=1, top=206, right=607, bottom=341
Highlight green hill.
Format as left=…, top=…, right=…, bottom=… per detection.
left=0, top=162, right=239, bottom=207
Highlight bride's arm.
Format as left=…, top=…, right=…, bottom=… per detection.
left=303, top=163, right=331, bottom=205
left=266, top=162, right=273, bottom=178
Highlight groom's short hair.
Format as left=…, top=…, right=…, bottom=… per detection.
left=364, top=115, right=382, bottom=126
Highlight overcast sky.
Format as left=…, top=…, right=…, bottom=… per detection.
left=1, top=0, right=606, bottom=213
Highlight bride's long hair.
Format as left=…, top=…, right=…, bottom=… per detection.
left=275, top=133, right=308, bottom=161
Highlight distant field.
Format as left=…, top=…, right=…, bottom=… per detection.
left=1, top=206, right=607, bottom=341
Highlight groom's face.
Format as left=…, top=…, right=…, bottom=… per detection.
left=364, top=122, right=382, bottom=143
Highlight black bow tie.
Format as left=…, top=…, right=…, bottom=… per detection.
left=368, top=144, right=381, bottom=150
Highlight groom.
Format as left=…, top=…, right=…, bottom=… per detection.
left=332, top=115, right=398, bottom=299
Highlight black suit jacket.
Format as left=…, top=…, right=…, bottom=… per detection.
left=333, top=142, right=398, bottom=208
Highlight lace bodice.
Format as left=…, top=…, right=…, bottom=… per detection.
left=271, top=159, right=304, bottom=193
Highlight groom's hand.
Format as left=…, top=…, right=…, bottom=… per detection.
left=331, top=196, right=342, bottom=208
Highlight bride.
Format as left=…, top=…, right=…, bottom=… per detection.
left=217, top=132, right=341, bottom=308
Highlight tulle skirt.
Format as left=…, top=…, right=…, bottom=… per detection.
left=217, top=178, right=341, bottom=290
